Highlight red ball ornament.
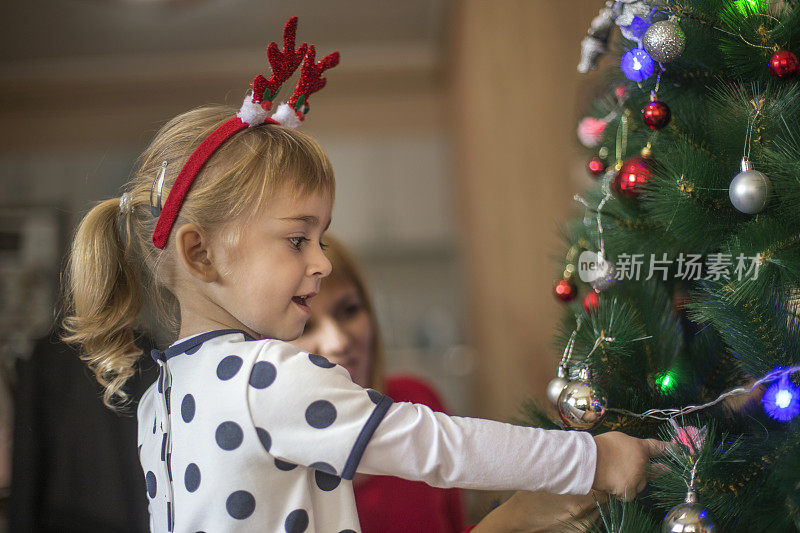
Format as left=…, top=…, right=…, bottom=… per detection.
left=613, top=156, right=653, bottom=199
left=642, top=99, right=671, bottom=130
left=768, top=49, right=799, bottom=80
left=583, top=291, right=600, bottom=313
left=587, top=156, right=606, bottom=178
left=554, top=278, right=577, bottom=303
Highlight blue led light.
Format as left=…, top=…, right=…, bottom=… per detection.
left=620, top=48, right=655, bottom=82
left=762, top=377, right=800, bottom=421
left=625, top=16, right=651, bottom=40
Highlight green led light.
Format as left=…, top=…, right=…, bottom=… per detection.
left=731, top=0, right=766, bottom=15
left=656, top=371, right=677, bottom=393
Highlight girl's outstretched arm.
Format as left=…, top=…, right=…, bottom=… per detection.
left=356, top=402, right=597, bottom=495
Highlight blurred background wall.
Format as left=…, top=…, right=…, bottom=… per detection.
left=0, top=0, right=603, bottom=527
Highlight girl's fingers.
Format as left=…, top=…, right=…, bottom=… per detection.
left=646, top=438, right=672, bottom=457
left=647, top=462, right=671, bottom=480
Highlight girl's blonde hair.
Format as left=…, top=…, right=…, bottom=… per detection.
left=319, top=235, right=385, bottom=393
left=60, top=105, right=335, bottom=408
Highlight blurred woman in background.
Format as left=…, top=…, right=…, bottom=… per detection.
left=292, top=234, right=465, bottom=532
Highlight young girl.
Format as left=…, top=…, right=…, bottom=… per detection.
left=62, top=18, right=664, bottom=533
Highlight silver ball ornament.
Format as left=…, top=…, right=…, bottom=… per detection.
left=729, top=157, right=771, bottom=214
left=557, top=378, right=607, bottom=430
left=643, top=19, right=686, bottom=63
left=662, top=491, right=715, bottom=533
left=590, top=258, right=616, bottom=292
left=546, top=377, right=569, bottom=405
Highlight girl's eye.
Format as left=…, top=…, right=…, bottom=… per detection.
left=320, top=240, right=329, bottom=251
left=289, top=236, right=310, bottom=250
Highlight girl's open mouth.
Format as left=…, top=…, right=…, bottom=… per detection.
left=292, top=292, right=316, bottom=313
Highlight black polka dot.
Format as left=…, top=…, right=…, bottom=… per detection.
left=309, top=461, right=337, bottom=475
left=226, top=490, right=256, bottom=520
left=215, top=421, right=243, bottom=450
left=138, top=444, right=142, bottom=457
left=186, top=343, right=202, bottom=355
left=145, top=471, right=157, bottom=498
left=181, top=394, right=195, bottom=423
left=314, top=469, right=341, bottom=492
left=367, top=389, right=383, bottom=404
left=152, top=416, right=157, bottom=434
left=305, top=400, right=337, bottom=429
left=309, top=353, right=335, bottom=368
left=249, top=361, right=277, bottom=389
left=216, top=356, right=243, bottom=380
left=284, top=509, right=309, bottom=533
left=275, top=458, right=297, bottom=471
left=339, top=530, right=357, bottom=533
left=256, top=427, right=271, bottom=452
left=184, top=463, right=201, bottom=492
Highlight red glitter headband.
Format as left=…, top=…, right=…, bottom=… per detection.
left=151, top=16, right=339, bottom=249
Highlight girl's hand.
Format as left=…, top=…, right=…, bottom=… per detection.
left=471, top=490, right=605, bottom=533
left=591, top=431, right=669, bottom=501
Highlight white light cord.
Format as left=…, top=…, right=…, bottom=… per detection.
left=608, top=365, right=800, bottom=421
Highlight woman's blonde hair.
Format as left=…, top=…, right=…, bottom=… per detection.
left=60, top=105, right=335, bottom=408
left=320, top=235, right=385, bottom=393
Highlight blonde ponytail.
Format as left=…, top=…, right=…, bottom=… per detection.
left=61, top=197, right=144, bottom=408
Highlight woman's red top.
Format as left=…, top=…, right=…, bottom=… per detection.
left=353, top=375, right=466, bottom=533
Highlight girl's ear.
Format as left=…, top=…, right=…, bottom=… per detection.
left=174, top=224, right=219, bottom=283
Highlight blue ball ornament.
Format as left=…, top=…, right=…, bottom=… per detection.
left=620, top=48, right=655, bottom=82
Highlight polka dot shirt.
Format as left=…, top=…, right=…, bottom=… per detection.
left=138, top=329, right=392, bottom=532
left=138, top=329, right=598, bottom=532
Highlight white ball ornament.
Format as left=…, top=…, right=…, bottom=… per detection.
left=546, top=376, right=569, bottom=406
left=729, top=157, right=771, bottom=214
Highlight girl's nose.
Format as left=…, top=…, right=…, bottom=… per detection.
left=309, top=244, right=332, bottom=278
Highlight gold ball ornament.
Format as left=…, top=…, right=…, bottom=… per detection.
left=662, top=491, right=715, bottom=532
left=557, top=375, right=607, bottom=430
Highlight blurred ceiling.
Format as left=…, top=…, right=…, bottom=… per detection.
left=0, top=0, right=446, bottom=65
left=0, top=0, right=448, bottom=148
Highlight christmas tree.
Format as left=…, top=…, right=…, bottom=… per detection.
left=526, top=0, right=800, bottom=530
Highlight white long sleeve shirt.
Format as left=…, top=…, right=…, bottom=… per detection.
left=138, top=329, right=597, bottom=532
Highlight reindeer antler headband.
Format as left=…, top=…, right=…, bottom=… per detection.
left=150, top=16, right=339, bottom=249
